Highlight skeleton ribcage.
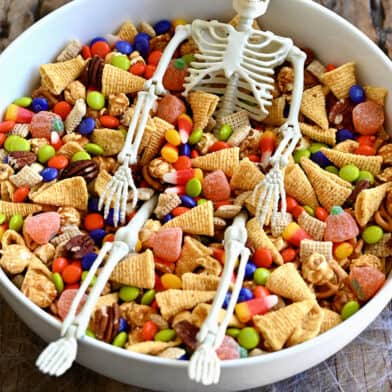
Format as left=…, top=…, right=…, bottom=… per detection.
left=183, top=20, right=293, bottom=121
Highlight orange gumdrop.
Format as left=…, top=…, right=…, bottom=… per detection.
left=352, top=101, right=384, bottom=135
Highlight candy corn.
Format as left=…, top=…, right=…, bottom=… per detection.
left=4, top=104, right=34, bottom=124
left=178, top=113, right=193, bottom=143
left=164, top=185, right=186, bottom=195
left=282, top=222, right=313, bottom=247
left=260, top=130, right=276, bottom=169
left=163, top=168, right=203, bottom=185
left=235, top=295, right=278, bottom=323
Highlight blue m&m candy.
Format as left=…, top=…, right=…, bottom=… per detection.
left=223, top=292, right=231, bottom=309
left=31, top=97, right=49, bottom=113
left=162, top=213, right=173, bottom=223
left=180, top=195, right=197, bottom=208
left=40, top=167, right=58, bottom=182
left=115, top=40, right=133, bottom=55
left=90, top=36, right=108, bottom=46
left=89, top=229, right=106, bottom=246
left=88, top=197, right=100, bottom=213
left=244, top=261, right=257, bottom=279
left=336, top=128, right=355, bottom=143
left=154, top=20, right=172, bottom=35
left=311, top=151, right=332, bottom=168
left=349, top=85, right=366, bottom=104
left=82, top=252, right=98, bottom=270
left=118, top=317, right=129, bottom=333
left=238, top=287, right=254, bottom=302
left=78, top=117, right=96, bottom=135
left=179, top=143, right=191, bottom=157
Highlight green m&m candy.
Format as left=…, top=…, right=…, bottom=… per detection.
left=339, top=164, right=360, bottom=183
left=362, top=225, right=383, bottom=244
left=293, top=149, right=311, bottom=163
left=111, top=54, right=131, bottom=71
left=87, top=91, right=105, bottom=110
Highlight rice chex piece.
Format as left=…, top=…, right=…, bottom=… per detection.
left=300, top=239, right=333, bottom=262
left=298, top=212, right=326, bottom=241
left=9, top=165, right=42, bottom=188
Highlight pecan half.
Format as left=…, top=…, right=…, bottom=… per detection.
left=174, top=320, right=199, bottom=350
left=61, top=160, right=99, bottom=183
left=8, top=151, right=37, bottom=169
left=93, top=303, right=121, bottom=343
left=328, top=98, right=354, bottom=129
left=64, top=234, right=95, bottom=259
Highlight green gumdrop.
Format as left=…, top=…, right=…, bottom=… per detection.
left=294, top=149, right=311, bottom=163
left=4, top=135, right=31, bottom=153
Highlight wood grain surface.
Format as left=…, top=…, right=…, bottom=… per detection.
left=1, top=1, right=392, bottom=391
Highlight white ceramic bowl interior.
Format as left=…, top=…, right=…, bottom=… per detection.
left=1, top=0, right=392, bottom=391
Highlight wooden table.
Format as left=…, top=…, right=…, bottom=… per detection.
left=1, top=1, right=392, bottom=391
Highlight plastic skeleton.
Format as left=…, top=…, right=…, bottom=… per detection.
left=99, top=0, right=306, bottom=228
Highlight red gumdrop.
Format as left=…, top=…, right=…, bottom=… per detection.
left=163, top=59, right=188, bottom=92
left=152, top=227, right=183, bottom=262
left=202, top=170, right=231, bottom=201
left=216, top=336, right=240, bottom=360
left=24, top=212, right=61, bottom=245
left=57, top=289, right=87, bottom=321
left=350, top=266, right=385, bottom=301
left=156, top=94, right=186, bottom=125
left=352, top=101, right=384, bottom=136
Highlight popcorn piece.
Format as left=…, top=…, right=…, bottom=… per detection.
left=0, top=180, right=15, bottom=202
left=155, top=289, right=216, bottom=320
left=9, top=165, right=43, bottom=188
left=0, top=163, right=14, bottom=180
left=21, top=257, right=57, bottom=308
left=355, top=183, right=390, bottom=227
left=164, top=201, right=214, bottom=236
left=246, top=218, right=284, bottom=265
left=108, top=93, right=129, bottom=117
left=302, top=253, right=335, bottom=285
left=300, top=85, right=329, bottom=130
left=253, top=300, right=314, bottom=351
left=40, top=55, right=86, bottom=95
left=188, top=91, right=219, bottom=131
left=0, top=244, right=39, bottom=275
left=34, top=243, right=56, bottom=266
left=64, top=81, right=86, bottom=105
left=30, top=177, right=88, bottom=211
left=58, top=206, right=81, bottom=228
left=121, top=302, right=156, bottom=327
left=110, top=250, right=155, bottom=289
left=320, top=62, right=356, bottom=100
left=266, top=263, right=315, bottom=302
left=1, top=229, right=25, bottom=248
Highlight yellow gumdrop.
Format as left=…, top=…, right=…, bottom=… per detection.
left=334, top=242, right=353, bottom=260
left=173, top=18, right=188, bottom=27
left=161, top=144, right=179, bottom=163
left=194, top=168, right=204, bottom=181
left=161, top=273, right=182, bottom=289
left=165, top=129, right=181, bottom=146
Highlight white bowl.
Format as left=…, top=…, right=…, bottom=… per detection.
left=1, top=0, right=392, bottom=391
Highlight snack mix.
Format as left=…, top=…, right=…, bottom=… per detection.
left=0, top=16, right=391, bottom=360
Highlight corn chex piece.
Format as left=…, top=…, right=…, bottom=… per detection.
left=230, top=158, right=264, bottom=191
left=21, top=257, right=57, bottom=308
left=306, top=60, right=327, bottom=80
left=110, top=250, right=155, bottom=289
left=284, top=164, right=319, bottom=209
left=271, top=212, right=293, bottom=238
left=319, top=308, right=342, bottom=334
left=263, top=96, right=286, bottom=126
left=365, top=234, right=392, bottom=258
left=101, top=64, right=145, bottom=96
left=188, top=91, right=219, bottom=131
left=300, top=239, right=333, bottom=262
left=126, top=340, right=181, bottom=355
left=154, top=193, right=182, bottom=219
left=0, top=200, right=42, bottom=219
left=140, top=117, right=173, bottom=165
left=287, top=304, right=323, bottom=346
left=354, top=183, right=390, bottom=227
left=175, top=236, right=213, bottom=276
left=320, top=62, right=356, bottom=100
left=300, top=122, right=336, bottom=146
left=253, top=300, right=315, bottom=351
left=221, top=110, right=251, bottom=131
left=164, top=201, right=214, bottom=236
left=182, top=273, right=221, bottom=291
left=56, top=39, right=83, bottom=62
left=155, top=289, right=216, bottom=320
left=191, top=303, right=244, bottom=329
left=298, top=211, right=326, bottom=241
left=191, top=147, right=240, bottom=177
left=65, top=98, right=86, bottom=133
left=9, top=165, right=42, bottom=188
left=320, top=148, right=382, bottom=175
left=300, top=85, right=328, bottom=130
left=58, top=141, right=85, bottom=159
left=266, top=263, right=315, bottom=302
left=363, top=85, right=388, bottom=106
left=91, top=128, right=125, bottom=156
left=40, top=55, right=86, bottom=95
left=30, top=177, right=88, bottom=210
left=117, top=21, right=138, bottom=42
left=246, top=218, right=283, bottom=265
left=300, top=157, right=352, bottom=210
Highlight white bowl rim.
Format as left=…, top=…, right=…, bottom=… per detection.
left=0, top=0, right=392, bottom=372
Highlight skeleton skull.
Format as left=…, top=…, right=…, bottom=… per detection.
left=233, top=0, right=271, bottom=18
